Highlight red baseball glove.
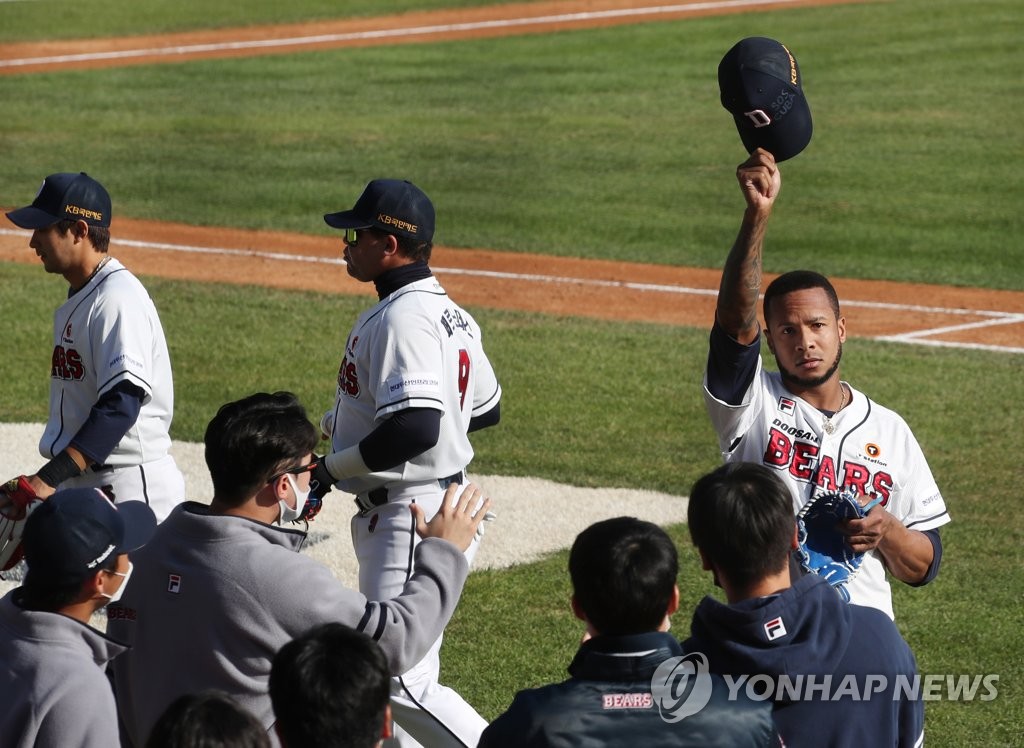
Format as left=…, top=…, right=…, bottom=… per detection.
left=0, top=476, right=42, bottom=572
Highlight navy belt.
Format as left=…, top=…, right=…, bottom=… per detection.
left=356, top=472, right=465, bottom=514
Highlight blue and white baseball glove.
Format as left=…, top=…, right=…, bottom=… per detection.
left=796, top=488, right=882, bottom=602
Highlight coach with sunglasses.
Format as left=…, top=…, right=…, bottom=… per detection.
left=315, top=179, right=503, bottom=747
left=108, top=391, right=491, bottom=747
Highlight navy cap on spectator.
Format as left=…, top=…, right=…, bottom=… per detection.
left=22, top=488, right=156, bottom=583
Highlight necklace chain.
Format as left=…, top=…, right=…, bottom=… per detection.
left=822, top=384, right=847, bottom=435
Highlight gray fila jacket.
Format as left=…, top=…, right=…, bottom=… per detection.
left=109, top=502, right=469, bottom=746
left=0, top=591, right=127, bottom=748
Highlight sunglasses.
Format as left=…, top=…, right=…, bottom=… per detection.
left=268, top=460, right=318, bottom=484
left=343, top=228, right=377, bottom=246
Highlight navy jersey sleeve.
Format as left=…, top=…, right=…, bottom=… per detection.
left=706, top=318, right=762, bottom=406
left=359, top=407, right=441, bottom=471
left=70, top=381, right=145, bottom=465
left=908, top=529, right=943, bottom=587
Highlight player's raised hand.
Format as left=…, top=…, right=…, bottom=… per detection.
left=737, top=147, right=781, bottom=210
left=413, top=482, right=492, bottom=552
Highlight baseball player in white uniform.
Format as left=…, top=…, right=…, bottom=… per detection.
left=703, top=150, right=950, bottom=619
left=5, top=173, right=185, bottom=522
left=313, top=179, right=501, bottom=747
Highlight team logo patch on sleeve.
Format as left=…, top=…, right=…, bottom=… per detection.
left=778, top=397, right=796, bottom=414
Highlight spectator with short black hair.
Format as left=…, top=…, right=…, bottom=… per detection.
left=271, top=623, right=391, bottom=748
left=479, top=516, right=779, bottom=747
left=685, top=462, right=924, bottom=747
left=146, top=690, right=270, bottom=748
left=109, top=391, right=491, bottom=746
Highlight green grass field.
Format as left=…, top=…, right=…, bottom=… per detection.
left=2, top=0, right=1022, bottom=288
left=1, top=0, right=1022, bottom=745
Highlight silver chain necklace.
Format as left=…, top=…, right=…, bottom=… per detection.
left=822, top=384, right=847, bottom=436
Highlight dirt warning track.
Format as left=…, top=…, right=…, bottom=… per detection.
left=1, top=220, right=1021, bottom=353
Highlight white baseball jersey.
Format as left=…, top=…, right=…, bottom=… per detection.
left=40, top=258, right=175, bottom=468
left=327, top=276, right=501, bottom=495
left=704, top=356, right=950, bottom=619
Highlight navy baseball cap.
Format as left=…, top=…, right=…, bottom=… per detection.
left=6, top=172, right=112, bottom=229
left=22, top=488, right=156, bottom=583
left=324, top=179, right=435, bottom=242
left=718, top=37, right=813, bottom=162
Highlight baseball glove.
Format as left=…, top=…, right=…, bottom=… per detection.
left=0, top=476, right=43, bottom=572
left=294, top=456, right=333, bottom=524
left=796, top=488, right=882, bottom=602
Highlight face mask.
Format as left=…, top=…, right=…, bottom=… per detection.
left=279, top=474, right=310, bottom=525
left=102, top=561, right=134, bottom=605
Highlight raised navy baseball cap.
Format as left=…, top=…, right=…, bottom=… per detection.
left=5, top=172, right=112, bottom=230
left=22, top=488, right=156, bottom=583
left=324, top=179, right=435, bottom=242
left=718, top=37, right=813, bottom=162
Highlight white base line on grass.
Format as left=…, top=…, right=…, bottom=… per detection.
left=0, top=0, right=805, bottom=68
left=875, top=316, right=1024, bottom=354
left=872, top=338, right=1024, bottom=355
left=2, top=228, right=1020, bottom=353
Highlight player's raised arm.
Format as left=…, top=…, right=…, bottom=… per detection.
left=716, top=148, right=781, bottom=345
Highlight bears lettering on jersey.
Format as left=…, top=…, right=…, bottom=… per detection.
left=51, top=345, right=85, bottom=381
left=338, top=356, right=359, bottom=397
left=337, top=336, right=361, bottom=397
left=763, top=425, right=894, bottom=503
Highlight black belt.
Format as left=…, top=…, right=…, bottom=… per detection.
left=357, top=471, right=465, bottom=513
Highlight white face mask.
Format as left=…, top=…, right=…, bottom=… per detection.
left=279, top=473, right=310, bottom=525
left=102, top=561, right=134, bottom=605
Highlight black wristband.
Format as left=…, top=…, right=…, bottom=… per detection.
left=36, top=451, right=84, bottom=488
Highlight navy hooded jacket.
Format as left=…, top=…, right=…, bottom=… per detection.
left=684, top=573, right=924, bottom=747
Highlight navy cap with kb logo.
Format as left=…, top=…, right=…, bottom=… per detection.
left=718, top=37, right=813, bottom=162
left=324, top=179, right=435, bottom=242
left=6, top=172, right=112, bottom=229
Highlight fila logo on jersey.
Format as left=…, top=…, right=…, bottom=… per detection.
left=764, top=426, right=894, bottom=502
left=51, top=345, right=85, bottom=381
left=167, top=574, right=182, bottom=594
left=778, top=397, right=796, bottom=415
left=764, top=616, right=787, bottom=641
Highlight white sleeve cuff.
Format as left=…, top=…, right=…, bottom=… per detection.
left=319, top=410, right=335, bottom=439
left=324, top=444, right=369, bottom=481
